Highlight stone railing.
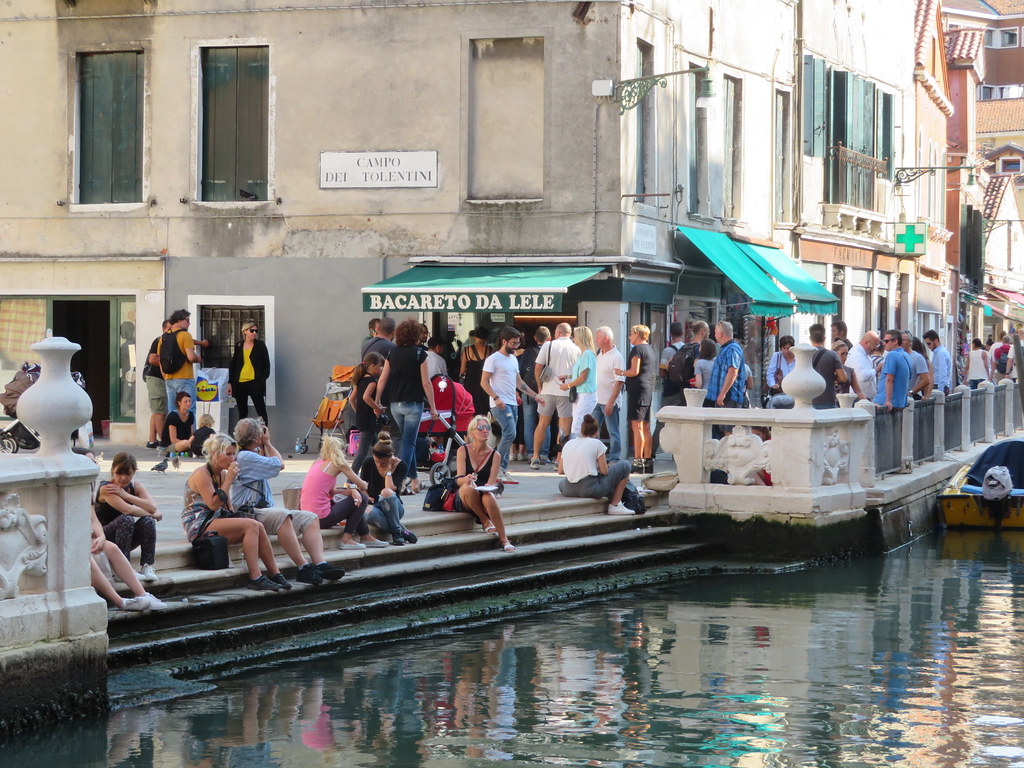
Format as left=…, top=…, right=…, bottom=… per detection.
left=656, top=345, right=1024, bottom=530
left=0, top=337, right=105, bottom=736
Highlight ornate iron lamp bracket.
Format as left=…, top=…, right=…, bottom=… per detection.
left=613, top=66, right=710, bottom=114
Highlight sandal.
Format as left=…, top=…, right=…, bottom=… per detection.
left=483, top=523, right=497, bottom=534
left=502, top=540, right=516, bottom=553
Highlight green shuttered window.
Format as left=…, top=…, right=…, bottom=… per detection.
left=78, top=52, right=143, bottom=204
left=201, top=46, right=269, bottom=202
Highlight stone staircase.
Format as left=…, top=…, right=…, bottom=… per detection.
left=105, top=492, right=713, bottom=670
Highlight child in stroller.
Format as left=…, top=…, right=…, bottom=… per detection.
left=413, top=375, right=475, bottom=487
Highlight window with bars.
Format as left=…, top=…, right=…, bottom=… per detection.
left=199, top=305, right=266, bottom=369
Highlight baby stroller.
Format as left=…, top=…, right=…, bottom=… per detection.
left=417, top=375, right=474, bottom=485
left=294, top=364, right=356, bottom=454
left=0, top=363, right=88, bottom=453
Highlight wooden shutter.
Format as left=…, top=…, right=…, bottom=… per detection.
left=802, top=55, right=826, bottom=157
left=79, top=52, right=142, bottom=203
left=201, top=47, right=268, bottom=202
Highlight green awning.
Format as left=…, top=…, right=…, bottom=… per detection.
left=361, top=265, right=604, bottom=312
left=676, top=226, right=796, bottom=317
left=734, top=242, right=839, bottom=315
left=964, top=293, right=994, bottom=318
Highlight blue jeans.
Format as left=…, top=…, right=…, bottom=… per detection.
left=490, top=403, right=517, bottom=472
left=367, top=493, right=406, bottom=534
left=165, top=377, right=197, bottom=415
left=522, top=395, right=549, bottom=457
left=389, top=401, right=422, bottom=483
left=593, top=402, right=623, bottom=461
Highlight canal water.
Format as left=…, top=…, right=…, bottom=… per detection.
left=6, top=530, right=1024, bottom=766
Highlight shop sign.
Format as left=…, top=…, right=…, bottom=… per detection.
left=894, top=222, right=928, bottom=256
left=320, top=151, right=438, bottom=188
left=633, top=222, right=657, bottom=256
left=801, top=239, right=898, bottom=272
left=363, top=292, right=561, bottom=312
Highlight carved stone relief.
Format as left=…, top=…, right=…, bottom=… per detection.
left=820, top=428, right=850, bottom=486
left=0, top=493, right=48, bottom=599
left=702, top=426, right=771, bottom=485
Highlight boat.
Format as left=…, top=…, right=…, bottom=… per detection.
left=939, top=437, right=1024, bottom=529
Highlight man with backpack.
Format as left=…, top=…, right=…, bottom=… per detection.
left=653, top=321, right=708, bottom=453
left=158, top=308, right=209, bottom=416
left=993, top=334, right=1015, bottom=383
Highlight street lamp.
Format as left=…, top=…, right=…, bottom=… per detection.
left=894, top=165, right=976, bottom=187
left=613, top=65, right=714, bottom=114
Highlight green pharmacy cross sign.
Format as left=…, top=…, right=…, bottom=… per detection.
left=894, top=222, right=928, bottom=256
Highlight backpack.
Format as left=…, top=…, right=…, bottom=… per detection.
left=666, top=343, right=696, bottom=385
left=621, top=481, right=646, bottom=514
left=996, top=345, right=1010, bottom=374
left=159, top=330, right=187, bottom=376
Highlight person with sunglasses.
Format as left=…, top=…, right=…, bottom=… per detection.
left=454, top=414, right=515, bottom=552
left=872, top=330, right=912, bottom=412
left=228, top=320, right=272, bottom=424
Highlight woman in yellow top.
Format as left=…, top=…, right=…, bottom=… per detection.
left=228, top=320, right=272, bottom=424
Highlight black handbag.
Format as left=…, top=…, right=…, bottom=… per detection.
left=192, top=531, right=230, bottom=569
left=569, top=386, right=579, bottom=403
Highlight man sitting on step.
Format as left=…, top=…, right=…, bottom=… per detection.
left=232, top=418, right=346, bottom=586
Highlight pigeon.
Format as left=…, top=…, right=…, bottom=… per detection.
left=150, top=459, right=168, bottom=473
left=171, top=452, right=181, bottom=471
left=238, top=188, right=259, bottom=200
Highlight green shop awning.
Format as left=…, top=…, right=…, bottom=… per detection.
left=361, top=265, right=604, bottom=312
left=734, top=242, right=839, bottom=315
left=964, top=292, right=993, bottom=318
left=676, top=226, right=796, bottom=317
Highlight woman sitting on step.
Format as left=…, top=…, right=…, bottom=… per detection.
left=557, top=414, right=632, bottom=515
left=95, top=452, right=163, bottom=582
left=181, top=432, right=289, bottom=592
left=359, top=432, right=418, bottom=546
left=301, top=434, right=387, bottom=550
left=90, top=508, right=167, bottom=612
left=455, top=414, right=515, bottom=552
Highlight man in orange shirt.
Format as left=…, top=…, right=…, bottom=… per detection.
left=158, top=308, right=209, bottom=416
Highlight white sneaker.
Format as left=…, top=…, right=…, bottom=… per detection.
left=121, top=595, right=151, bottom=612
left=498, top=470, right=518, bottom=484
left=607, top=502, right=633, bottom=516
left=139, top=564, right=157, bottom=582
left=143, top=592, right=169, bottom=610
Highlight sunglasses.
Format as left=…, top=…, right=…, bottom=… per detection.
left=245, top=327, right=258, bottom=333
left=883, top=338, right=897, bottom=343
left=474, top=423, right=491, bottom=431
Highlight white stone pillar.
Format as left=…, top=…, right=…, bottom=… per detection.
left=856, top=399, right=876, bottom=488
left=932, top=392, right=945, bottom=461
left=0, top=337, right=106, bottom=736
left=981, top=380, right=996, bottom=443
left=956, top=383, right=971, bottom=449
left=901, top=398, right=914, bottom=473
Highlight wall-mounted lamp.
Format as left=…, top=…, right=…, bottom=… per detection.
left=612, top=65, right=713, bottom=114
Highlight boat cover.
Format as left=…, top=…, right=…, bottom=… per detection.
left=965, top=438, right=1024, bottom=488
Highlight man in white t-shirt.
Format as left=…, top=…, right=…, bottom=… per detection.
left=848, top=331, right=879, bottom=401
left=482, top=327, right=544, bottom=483
left=425, top=336, right=448, bottom=380
left=530, top=322, right=580, bottom=469
left=593, top=326, right=626, bottom=461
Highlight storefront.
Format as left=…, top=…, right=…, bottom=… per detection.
left=361, top=259, right=681, bottom=367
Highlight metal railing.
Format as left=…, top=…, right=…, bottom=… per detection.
left=912, top=398, right=935, bottom=462
left=874, top=408, right=903, bottom=475
left=994, top=387, right=1007, bottom=436
left=944, top=391, right=963, bottom=451
left=826, top=143, right=888, bottom=212
left=969, top=389, right=986, bottom=443
left=1015, top=389, right=1023, bottom=431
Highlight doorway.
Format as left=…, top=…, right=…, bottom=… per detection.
left=53, top=299, right=110, bottom=432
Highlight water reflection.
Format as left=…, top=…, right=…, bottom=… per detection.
left=7, top=531, right=1024, bottom=766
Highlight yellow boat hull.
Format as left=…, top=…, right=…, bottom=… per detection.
left=939, top=464, right=1024, bottom=528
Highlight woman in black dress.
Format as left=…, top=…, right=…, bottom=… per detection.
left=614, top=324, right=657, bottom=474
left=349, top=351, right=384, bottom=473
left=459, top=327, right=492, bottom=416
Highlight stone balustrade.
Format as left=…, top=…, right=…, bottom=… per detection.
left=0, top=337, right=105, bottom=737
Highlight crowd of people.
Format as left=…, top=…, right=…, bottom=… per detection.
left=102, top=311, right=995, bottom=610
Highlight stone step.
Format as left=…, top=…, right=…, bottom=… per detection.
left=107, top=522, right=708, bottom=670
left=113, top=500, right=673, bottom=600
left=117, top=493, right=660, bottom=583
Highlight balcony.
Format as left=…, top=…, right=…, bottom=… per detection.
left=819, top=143, right=890, bottom=239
